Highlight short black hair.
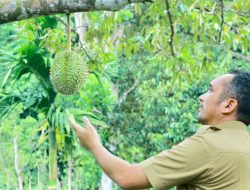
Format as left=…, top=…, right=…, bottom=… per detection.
left=229, top=70, right=250, bottom=125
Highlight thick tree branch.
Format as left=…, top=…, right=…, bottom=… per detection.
left=0, top=0, right=150, bottom=24
left=165, top=0, right=175, bottom=57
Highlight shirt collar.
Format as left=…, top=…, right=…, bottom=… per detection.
left=210, top=120, right=247, bottom=131
left=197, top=121, right=247, bottom=134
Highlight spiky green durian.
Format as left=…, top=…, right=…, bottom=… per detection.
left=50, top=51, right=88, bottom=95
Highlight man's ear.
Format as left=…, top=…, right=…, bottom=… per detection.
left=221, top=98, right=238, bottom=114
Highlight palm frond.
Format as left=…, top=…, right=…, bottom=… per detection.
left=0, top=48, right=18, bottom=87
left=0, top=42, right=56, bottom=101
left=0, top=92, right=22, bottom=120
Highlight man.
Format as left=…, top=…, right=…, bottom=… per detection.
left=69, top=70, right=250, bottom=189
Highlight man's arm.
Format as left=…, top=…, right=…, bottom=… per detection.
left=69, top=117, right=152, bottom=189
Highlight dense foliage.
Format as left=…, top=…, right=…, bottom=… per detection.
left=0, top=0, right=249, bottom=189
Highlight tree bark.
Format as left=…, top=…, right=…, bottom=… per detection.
left=74, top=12, right=89, bottom=44
left=6, top=172, right=10, bottom=190
left=14, top=136, right=24, bottom=190
left=0, top=146, right=10, bottom=190
left=111, top=24, right=124, bottom=50
left=37, top=166, right=40, bottom=190
left=67, top=155, right=73, bottom=190
left=29, top=174, right=32, bottom=190
left=0, top=0, right=149, bottom=24
left=48, top=128, right=57, bottom=190
left=75, top=172, right=79, bottom=190
left=57, top=178, right=62, bottom=190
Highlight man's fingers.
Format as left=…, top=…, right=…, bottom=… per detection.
left=68, top=118, right=76, bottom=130
left=83, top=117, right=94, bottom=129
left=69, top=117, right=81, bottom=132
left=69, top=116, right=95, bottom=133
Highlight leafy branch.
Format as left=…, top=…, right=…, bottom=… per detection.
left=165, top=0, right=175, bottom=57
left=218, top=0, right=224, bottom=44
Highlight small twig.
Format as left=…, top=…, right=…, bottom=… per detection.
left=55, top=16, right=67, bottom=27
left=55, top=15, right=76, bottom=33
left=218, top=0, right=224, bottom=44
left=224, top=6, right=250, bottom=17
left=232, top=52, right=250, bottom=63
left=224, top=22, right=239, bottom=33
left=194, top=7, right=212, bottom=13
left=194, top=2, right=218, bottom=15
left=165, top=0, right=175, bottom=57
left=66, top=14, right=71, bottom=51
left=77, top=36, right=96, bottom=64
left=153, top=46, right=170, bottom=56
left=118, top=79, right=139, bottom=106
left=55, top=15, right=87, bottom=32
left=73, top=25, right=89, bottom=30
left=55, top=15, right=95, bottom=64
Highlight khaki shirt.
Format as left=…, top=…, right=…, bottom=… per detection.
left=142, top=121, right=250, bottom=190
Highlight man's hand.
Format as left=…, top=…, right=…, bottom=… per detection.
left=69, top=117, right=101, bottom=152
left=69, top=116, right=151, bottom=189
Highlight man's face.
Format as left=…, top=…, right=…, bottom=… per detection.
left=198, top=74, right=235, bottom=125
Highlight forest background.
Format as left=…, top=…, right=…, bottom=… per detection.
left=0, top=0, right=249, bottom=189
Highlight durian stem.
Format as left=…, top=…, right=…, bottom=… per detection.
left=66, top=14, right=71, bottom=51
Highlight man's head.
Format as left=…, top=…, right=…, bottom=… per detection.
left=198, top=70, right=250, bottom=125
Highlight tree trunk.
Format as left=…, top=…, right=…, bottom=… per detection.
left=99, top=172, right=113, bottom=190
left=13, top=136, right=24, bottom=190
left=37, top=166, right=40, bottom=190
left=29, top=174, right=32, bottom=190
left=0, top=147, right=10, bottom=190
left=75, top=173, right=79, bottom=190
left=0, top=0, right=149, bottom=24
left=6, top=172, right=10, bottom=190
left=111, top=24, right=124, bottom=51
left=67, top=155, right=73, bottom=190
left=48, top=128, right=57, bottom=190
left=74, top=12, right=89, bottom=44
left=57, top=178, right=61, bottom=190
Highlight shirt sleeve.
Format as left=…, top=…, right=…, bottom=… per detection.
left=141, top=134, right=213, bottom=190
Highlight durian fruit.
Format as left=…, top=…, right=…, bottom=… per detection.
left=50, top=51, right=88, bottom=95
